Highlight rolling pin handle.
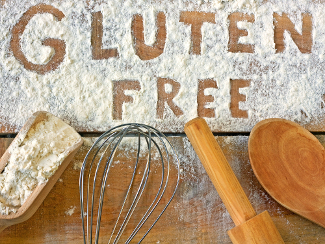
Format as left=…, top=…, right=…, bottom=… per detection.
left=184, top=117, right=285, bottom=244
left=184, top=117, right=256, bottom=226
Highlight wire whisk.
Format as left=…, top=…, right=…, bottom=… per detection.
left=79, top=123, right=180, bottom=244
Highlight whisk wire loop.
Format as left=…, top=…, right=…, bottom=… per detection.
left=80, top=123, right=180, bottom=244
left=112, top=127, right=152, bottom=243
left=95, top=127, right=132, bottom=243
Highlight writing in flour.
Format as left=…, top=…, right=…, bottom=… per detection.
left=0, top=0, right=325, bottom=132
left=0, top=113, right=81, bottom=215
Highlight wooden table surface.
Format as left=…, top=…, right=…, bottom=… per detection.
left=1, top=1, right=325, bottom=243
left=1, top=135, right=325, bottom=243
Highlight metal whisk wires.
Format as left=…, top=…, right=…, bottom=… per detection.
left=79, top=124, right=180, bottom=244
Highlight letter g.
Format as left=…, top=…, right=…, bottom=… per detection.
left=10, top=4, right=66, bottom=74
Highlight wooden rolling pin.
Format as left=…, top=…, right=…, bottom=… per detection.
left=184, top=117, right=285, bottom=244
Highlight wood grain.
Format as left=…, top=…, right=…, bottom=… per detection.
left=0, top=112, right=83, bottom=232
left=185, top=117, right=284, bottom=243
left=184, top=118, right=256, bottom=226
left=248, top=118, right=325, bottom=228
left=2, top=5, right=320, bottom=134
left=157, top=78, right=183, bottom=119
left=228, top=12, right=254, bottom=53
left=198, top=79, right=218, bottom=118
left=112, top=80, right=141, bottom=120
left=230, top=79, right=250, bottom=119
left=274, top=13, right=312, bottom=53
left=228, top=211, right=284, bottom=244
left=0, top=135, right=325, bottom=243
left=180, top=11, right=216, bottom=55
left=91, top=11, right=119, bottom=60
left=131, top=12, right=166, bottom=60
left=10, top=4, right=66, bottom=74
left=2, top=2, right=325, bottom=243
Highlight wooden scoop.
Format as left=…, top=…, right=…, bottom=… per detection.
left=249, top=118, right=325, bottom=228
left=0, top=111, right=83, bottom=232
left=185, top=117, right=284, bottom=244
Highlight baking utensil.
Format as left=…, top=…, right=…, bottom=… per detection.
left=0, top=111, right=83, bottom=232
left=248, top=118, right=325, bottom=228
left=79, top=123, right=180, bottom=244
left=185, top=117, right=284, bottom=244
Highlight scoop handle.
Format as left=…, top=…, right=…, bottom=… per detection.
left=0, top=222, right=10, bottom=233
left=184, top=117, right=256, bottom=226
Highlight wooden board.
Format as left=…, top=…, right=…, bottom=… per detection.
left=1, top=136, right=325, bottom=243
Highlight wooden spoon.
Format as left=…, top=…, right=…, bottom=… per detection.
left=0, top=111, right=83, bottom=232
left=248, top=118, right=325, bottom=228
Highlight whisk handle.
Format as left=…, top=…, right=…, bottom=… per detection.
left=184, top=117, right=256, bottom=226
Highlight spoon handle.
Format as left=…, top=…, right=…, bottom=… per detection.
left=184, top=117, right=256, bottom=226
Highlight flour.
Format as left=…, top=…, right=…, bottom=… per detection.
left=0, top=113, right=81, bottom=215
left=237, top=20, right=254, bottom=44
left=65, top=205, right=76, bottom=216
left=73, top=160, right=83, bottom=170
left=0, top=0, right=325, bottom=133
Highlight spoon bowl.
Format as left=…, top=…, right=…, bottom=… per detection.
left=248, top=118, right=325, bottom=228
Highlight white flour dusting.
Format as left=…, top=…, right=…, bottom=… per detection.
left=0, top=0, right=325, bottom=132
left=73, top=160, right=83, bottom=170
left=0, top=113, right=81, bottom=215
left=65, top=205, right=76, bottom=216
